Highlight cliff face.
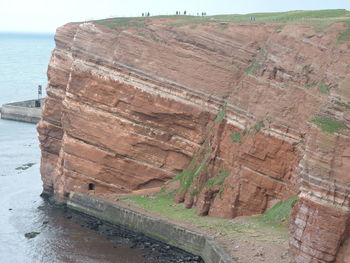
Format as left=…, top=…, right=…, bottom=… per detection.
left=38, top=16, right=350, bottom=262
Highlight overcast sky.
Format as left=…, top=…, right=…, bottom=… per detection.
left=1, top=0, right=349, bottom=33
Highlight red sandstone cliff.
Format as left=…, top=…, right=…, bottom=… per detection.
left=38, top=16, right=350, bottom=262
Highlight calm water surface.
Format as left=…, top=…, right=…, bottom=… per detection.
left=0, top=33, right=54, bottom=105
left=0, top=33, right=154, bottom=263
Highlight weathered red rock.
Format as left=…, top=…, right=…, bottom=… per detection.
left=38, top=17, right=350, bottom=262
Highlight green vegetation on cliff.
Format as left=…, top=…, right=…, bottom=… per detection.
left=171, top=9, right=350, bottom=26
left=93, top=9, right=350, bottom=45
left=204, top=170, right=229, bottom=188
left=95, top=17, right=145, bottom=30
left=93, top=9, right=350, bottom=27
left=312, top=116, right=349, bottom=133
left=213, top=9, right=350, bottom=23
left=335, top=101, right=350, bottom=110
left=126, top=192, right=297, bottom=239
left=251, top=195, right=298, bottom=227
left=215, top=102, right=227, bottom=123
left=231, top=132, right=241, bottom=143
left=318, top=84, right=333, bottom=94
left=170, top=146, right=212, bottom=194
left=337, top=22, right=350, bottom=43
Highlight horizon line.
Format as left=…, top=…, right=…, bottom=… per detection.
left=0, top=31, right=55, bottom=35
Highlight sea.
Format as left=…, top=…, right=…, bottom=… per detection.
left=0, top=33, right=153, bottom=263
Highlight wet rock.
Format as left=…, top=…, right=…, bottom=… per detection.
left=62, top=210, right=204, bottom=263
left=24, top=232, right=40, bottom=239
left=15, top=162, right=35, bottom=171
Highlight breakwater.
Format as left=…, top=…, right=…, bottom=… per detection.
left=0, top=98, right=44, bottom=123
left=67, top=193, right=235, bottom=263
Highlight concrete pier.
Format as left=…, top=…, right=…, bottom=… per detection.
left=0, top=99, right=44, bottom=124
left=68, top=193, right=235, bottom=263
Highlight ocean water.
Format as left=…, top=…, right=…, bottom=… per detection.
left=0, top=33, right=155, bottom=263
left=0, top=33, right=54, bottom=105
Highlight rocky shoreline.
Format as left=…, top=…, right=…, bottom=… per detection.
left=42, top=193, right=204, bottom=263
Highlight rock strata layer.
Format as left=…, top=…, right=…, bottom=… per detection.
left=38, top=17, right=350, bottom=262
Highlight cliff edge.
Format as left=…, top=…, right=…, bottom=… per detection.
left=38, top=10, right=350, bottom=262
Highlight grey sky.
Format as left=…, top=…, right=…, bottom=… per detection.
left=1, top=0, right=349, bottom=33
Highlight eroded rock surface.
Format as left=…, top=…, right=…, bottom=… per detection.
left=38, top=17, right=350, bottom=262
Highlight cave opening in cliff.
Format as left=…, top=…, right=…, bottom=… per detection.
left=88, top=183, right=95, bottom=191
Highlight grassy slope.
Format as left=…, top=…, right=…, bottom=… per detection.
left=212, top=9, right=350, bottom=23
left=126, top=193, right=297, bottom=239
left=250, top=196, right=298, bottom=227
left=93, top=9, right=350, bottom=43
left=95, top=9, right=350, bottom=24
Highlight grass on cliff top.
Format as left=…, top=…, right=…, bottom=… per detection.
left=170, top=9, right=350, bottom=25
left=337, top=25, right=350, bottom=43
left=212, top=9, right=350, bottom=23
left=126, top=193, right=298, bottom=239
left=92, top=10, right=350, bottom=42
left=94, top=17, right=146, bottom=30
left=93, top=9, right=350, bottom=26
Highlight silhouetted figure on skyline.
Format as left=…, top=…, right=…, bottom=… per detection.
left=184, top=10, right=186, bottom=15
